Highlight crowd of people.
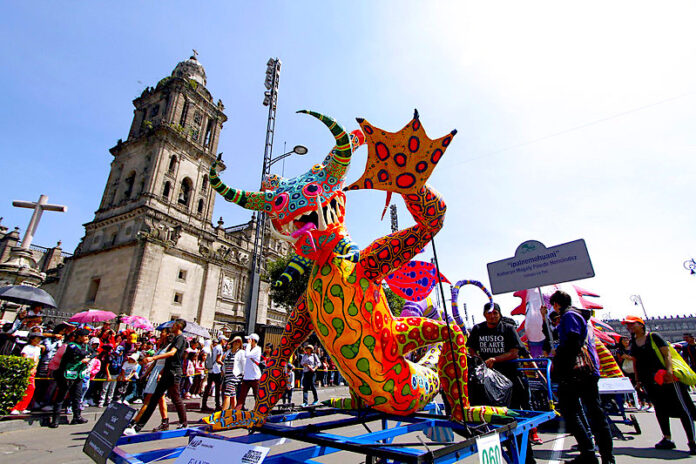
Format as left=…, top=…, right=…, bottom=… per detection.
left=465, top=290, right=696, bottom=463
left=4, top=291, right=696, bottom=462
left=0, top=308, right=346, bottom=432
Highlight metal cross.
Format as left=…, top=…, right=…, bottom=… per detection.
left=192, top=49, right=198, bottom=59
left=11, top=195, right=67, bottom=249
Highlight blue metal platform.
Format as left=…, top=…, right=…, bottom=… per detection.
left=110, top=406, right=556, bottom=464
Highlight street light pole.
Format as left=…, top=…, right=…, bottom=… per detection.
left=684, top=258, right=696, bottom=276
left=246, top=58, right=281, bottom=335
left=629, top=294, right=650, bottom=329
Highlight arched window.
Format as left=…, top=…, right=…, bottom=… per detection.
left=163, top=181, right=171, bottom=199
left=203, top=119, right=214, bottom=147
left=201, top=175, right=208, bottom=192
left=123, top=171, right=136, bottom=199
left=178, top=178, right=192, bottom=207
left=197, top=199, right=204, bottom=214
left=179, top=100, right=189, bottom=126
left=168, top=155, right=177, bottom=174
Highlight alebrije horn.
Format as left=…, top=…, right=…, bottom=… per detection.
left=297, top=110, right=351, bottom=179
left=209, top=163, right=266, bottom=211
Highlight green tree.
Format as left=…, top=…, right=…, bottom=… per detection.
left=263, top=254, right=310, bottom=309
left=384, top=286, right=405, bottom=316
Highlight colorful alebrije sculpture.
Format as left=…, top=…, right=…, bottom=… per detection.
left=204, top=110, right=511, bottom=430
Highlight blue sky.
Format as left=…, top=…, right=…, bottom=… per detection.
left=2, top=1, right=695, bottom=322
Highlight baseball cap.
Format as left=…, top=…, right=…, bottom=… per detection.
left=621, top=315, right=645, bottom=326
left=245, top=333, right=259, bottom=342
left=90, top=337, right=100, bottom=345
left=74, top=328, right=91, bottom=337
left=115, top=345, right=125, bottom=353
left=128, top=352, right=140, bottom=361
left=484, top=302, right=501, bottom=314
left=231, top=336, right=243, bottom=345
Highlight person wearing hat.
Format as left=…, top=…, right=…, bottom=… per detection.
left=551, top=290, right=613, bottom=464
left=201, top=336, right=226, bottom=412
left=467, top=302, right=540, bottom=457
left=235, top=333, right=262, bottom=410
left=300, top=344, right=321, bottom=406
left=221, top=336, right=244, bottom=410
left=115, top=352, right=141, bottom=404
left=81, top=338, right=103, bottom=407
left=10, top=333, right=43, bottom=415
left=624, top=315, right=696, bottom=454
left=49, top=328, right=91, bottom=427
left=99, top=345, right=125, bottom=407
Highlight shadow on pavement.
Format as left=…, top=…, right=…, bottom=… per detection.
left=613, top=446, right=694, bottom=460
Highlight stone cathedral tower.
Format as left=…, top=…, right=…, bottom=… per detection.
left=50, top=55, right=289, bottom=332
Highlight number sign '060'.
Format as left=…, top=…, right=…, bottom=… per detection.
left=480, top=443, right=502, bottom=464
left=476, top=432, right=502, bottom=464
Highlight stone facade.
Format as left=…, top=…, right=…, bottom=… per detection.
left=0, top=222, right=69, bottom=288
left=44, top=55, right=290, bottom=332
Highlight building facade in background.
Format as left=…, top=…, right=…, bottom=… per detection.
left=604, top=315, right=696, bottom=342
left=39, top=55, right=289, bottom=333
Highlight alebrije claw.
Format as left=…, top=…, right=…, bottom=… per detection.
left=451, top=129, right=457, bottom=135
left=413, top=109, right=420, bottom=120
left=356, top=117, right=365, bottom=123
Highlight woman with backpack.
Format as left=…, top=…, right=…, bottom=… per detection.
left=50, top=328, right=91, bottom=428
left=624, top=315, right=696, bottom=455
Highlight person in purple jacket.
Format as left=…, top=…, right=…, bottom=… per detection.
left=551, top=290, right=614, bottom=464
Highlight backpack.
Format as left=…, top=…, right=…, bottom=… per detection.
left=48, top=343, right=67, bottom=373
left=110, top=352, right=124, bottom=374
left=205, top=348, right=217, bottom=370
left=650, top=333, right=696, bottom=386
left=63, top=343, right=88, bottom=380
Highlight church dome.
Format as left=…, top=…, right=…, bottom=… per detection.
left=171, top=53, right=207, bottom=87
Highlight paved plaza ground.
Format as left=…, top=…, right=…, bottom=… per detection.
left=1, top=387, right=695, bottom=463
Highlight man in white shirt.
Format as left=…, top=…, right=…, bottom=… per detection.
left=202, top=337, right=226, bottom=411
left=235, top=333, right=262, bottom=410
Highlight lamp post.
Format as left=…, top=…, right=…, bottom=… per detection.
left=246, top=57, right=281, bottom=336
left=630, top=294, right=650, bottom=329
left=246, top=58, right=309, bottom=336
left=684, top=258, right=696, bottom=276
left=268, top=145, right=308, bottom=167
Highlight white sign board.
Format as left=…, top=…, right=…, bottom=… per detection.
left=175, top=436, right=270, bottom=464
left=487, top=239, right=594, bottom=295
left=598, top=377, right=636, bottom=395
left=476, top=432, right=503, bottom=464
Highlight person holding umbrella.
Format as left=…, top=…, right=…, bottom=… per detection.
left=50, top=328, right=91, bottom=428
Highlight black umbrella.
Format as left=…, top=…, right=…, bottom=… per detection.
left=0, top=285, right=57, bottom=308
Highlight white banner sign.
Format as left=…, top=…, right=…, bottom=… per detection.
left=175, top=436, right=270, bottom=464
left=476, top=432, right=503, bottom=464
left=598, top=377, right=636, bottom=394
left=487, top=239, right=595, bottom=295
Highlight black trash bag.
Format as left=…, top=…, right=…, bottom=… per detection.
left=467, top=357, right=513, bottom=407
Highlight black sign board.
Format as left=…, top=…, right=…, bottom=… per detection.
left=83, top=403, right=135, bottom=464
